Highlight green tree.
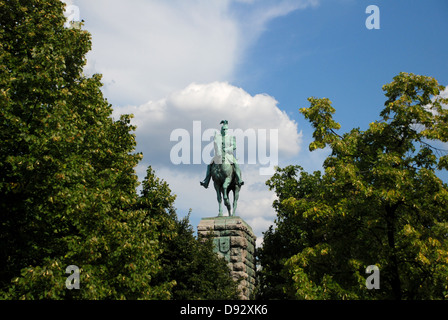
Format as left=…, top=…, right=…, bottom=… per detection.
left=136, top=167, right=240, bottom=300
left=257, top=167, right=324, bottom=299
left=259, top=73, right=448, bottom=300
left=0, top=0, right=172, bottom=299
left=157, top=214, right=241, bottom=300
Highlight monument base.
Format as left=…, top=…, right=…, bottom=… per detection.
left=197, top=216, right=256, bottom=300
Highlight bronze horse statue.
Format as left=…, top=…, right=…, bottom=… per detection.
left=200, top=120, right=244, bottom=217
left=210, top=162, right=241, bottom=217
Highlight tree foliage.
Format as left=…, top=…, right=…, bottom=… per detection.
left=258, top=73, right=448, bottom=300
left=136, top=168, right=240, bottom=300
left=0, top=0, right=239, bottom=300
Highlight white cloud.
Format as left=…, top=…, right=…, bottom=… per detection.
left=235, top=0, right=319, bottom=43
left=64, top=0, right=320, bottom=242
left=71, top=0, right=319, bottom=106
left=113, top=81, right=302, bottom=168
left=113, top=81, right=302, bottom=242
left=75, top=0, right=239, bottom=105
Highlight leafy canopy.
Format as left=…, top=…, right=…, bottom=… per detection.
left=0, top=0, right=239, bottom=300
left=258, top=72, right=448, bottom=300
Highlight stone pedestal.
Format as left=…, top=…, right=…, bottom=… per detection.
left=197, top=216, right=256, bottom=300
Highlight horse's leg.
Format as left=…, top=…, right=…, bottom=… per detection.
left=223, top=177, right=232, bottom=216
left=214, top=181, right=223, bottom=217
left=226, top=188, right=232, bottom=217
left=232, top=187, right=239, bottom=216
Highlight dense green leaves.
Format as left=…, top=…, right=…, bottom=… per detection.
left=258, top=73, right=448, bottom=300
left=0, top=0, right=238, bottom=300
left=136, top=167, right=241, bottom=300
left=155, top=213, right=240, bottom=300
left=0, top=0, right=165, bottom=299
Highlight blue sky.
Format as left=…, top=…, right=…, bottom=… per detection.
left=237, top=0, right=448, bottom=139
left=65, top=0, right=448, bottom=244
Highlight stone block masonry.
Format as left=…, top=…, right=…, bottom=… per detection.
left=197, top=216, right=256, bottom=300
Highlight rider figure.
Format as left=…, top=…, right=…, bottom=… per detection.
left=200, top=120, right=244, bottom=189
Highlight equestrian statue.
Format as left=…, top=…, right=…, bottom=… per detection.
left=200, top=120, right=244, bottom=216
